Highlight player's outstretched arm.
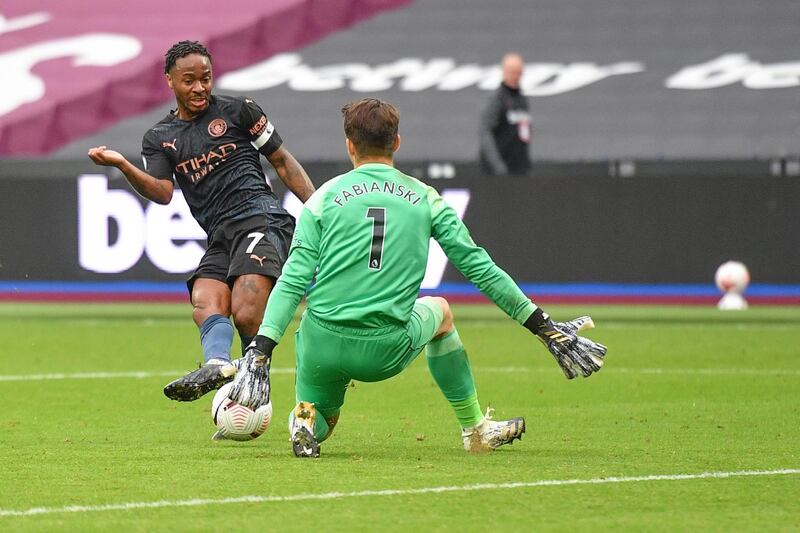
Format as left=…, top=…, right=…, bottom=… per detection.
left=523, top=308, right=608, bottom=379
left=266, top=145, right=315, bottom=202
left=87, top=146, right=174, bottom=204
left=428, top=189, right=607, bottom=378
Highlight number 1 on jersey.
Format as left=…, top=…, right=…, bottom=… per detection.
left=366, top=207, right=385, bottom=270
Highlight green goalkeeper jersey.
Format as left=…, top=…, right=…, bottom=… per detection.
left=258, top=163, right=536, bottom=341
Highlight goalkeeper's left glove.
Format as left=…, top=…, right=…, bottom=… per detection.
left=524, top=308, right=608, bottom=379
left=228, top=335, right=276, bottom=409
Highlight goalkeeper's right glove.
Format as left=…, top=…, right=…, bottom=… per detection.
left=524, top=309, right=608, bottom=379
left=228, top=335, right=276, bottom=409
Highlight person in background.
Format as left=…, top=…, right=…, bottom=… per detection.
left=479, top=52, right=532, bottom=176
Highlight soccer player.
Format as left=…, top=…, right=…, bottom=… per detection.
left=168, top=98, right=606, bottom=456
left=88, top=41, right=315, bottom=390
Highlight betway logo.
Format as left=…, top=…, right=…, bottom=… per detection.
left=218, top=53, right=643, bottom=96
left=217, top=53, right=800, bottom=94
left=77, top=175, right=469, bottom=288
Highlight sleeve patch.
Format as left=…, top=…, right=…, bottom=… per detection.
left=249, top=114, right=268, bottom=137
left=251, top=120, right=275, bottom=149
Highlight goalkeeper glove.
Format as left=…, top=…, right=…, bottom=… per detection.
left=228, top=335, right=276, bottom=409
left=245, top=335, right=276, bottom=364
left=524, top=308, right=608, bottom=379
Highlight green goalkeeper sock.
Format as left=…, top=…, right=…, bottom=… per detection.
left=426, top=328, right=483, bottom=428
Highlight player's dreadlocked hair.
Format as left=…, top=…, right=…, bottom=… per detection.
left=164, top=40, right=212, bottom=74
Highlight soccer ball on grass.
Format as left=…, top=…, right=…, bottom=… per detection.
left=211, top=382, right=272, bottom=441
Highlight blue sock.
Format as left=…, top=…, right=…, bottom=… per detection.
left=199, top=314, right=234, bottom=363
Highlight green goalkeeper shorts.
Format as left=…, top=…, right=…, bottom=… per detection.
left=293, top=297, right=444, bottom=418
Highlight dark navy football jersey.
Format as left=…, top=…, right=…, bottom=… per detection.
left=141, top=94, right=286, bottom=237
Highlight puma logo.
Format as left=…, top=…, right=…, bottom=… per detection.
left=162, top=138, right=177, bottom=151
left=250, top=254, right=267, bottom=267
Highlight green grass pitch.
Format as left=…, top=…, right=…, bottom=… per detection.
left=1, top=302, right=798, bottom=531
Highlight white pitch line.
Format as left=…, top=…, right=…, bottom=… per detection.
left=0, top=368, right=296, bottom=382
left=477, top=366, right=800, bottom=376
left=1, top=366, right=799, bottom=383
left=0, top=468, right=797, bottom=518
left=609, top=367, right=800, bottom=376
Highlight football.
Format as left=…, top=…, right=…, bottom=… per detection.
left=714, top=261, right=750, bottom=294
left=211, top=382, right=273, bottom=441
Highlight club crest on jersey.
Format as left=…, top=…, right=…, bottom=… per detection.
left=208, top=118, right=228, bottom=137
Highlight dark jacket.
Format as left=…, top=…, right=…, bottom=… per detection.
left=479, top=83, right=532, bottom=175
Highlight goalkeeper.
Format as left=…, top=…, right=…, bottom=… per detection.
left=165, top=98, right=607, bottom=457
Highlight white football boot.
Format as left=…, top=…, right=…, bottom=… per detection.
left=290, top=401, right=320, bottom=458
left=211, top=429, right=229, bottom=441
left=461, top=407, right=526, bottom=452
